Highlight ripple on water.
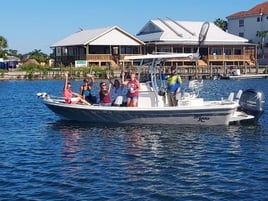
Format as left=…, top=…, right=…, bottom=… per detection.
left=0, top=80, right=268, bottom=200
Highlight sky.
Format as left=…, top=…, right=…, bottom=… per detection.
left=1, top=0, right=266, bottom=55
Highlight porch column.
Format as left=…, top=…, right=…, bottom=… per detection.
left=86, top=45, right=89, bottom=67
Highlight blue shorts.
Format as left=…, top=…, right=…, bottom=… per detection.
left=127, top=95, right=138, bottom=100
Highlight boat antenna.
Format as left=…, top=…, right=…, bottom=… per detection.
left=191, top=21, right=210, bottom=60
left=197, top=22, right=209, bottom=54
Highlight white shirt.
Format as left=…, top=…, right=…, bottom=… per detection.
left=112, top=86, right=123, bottom=99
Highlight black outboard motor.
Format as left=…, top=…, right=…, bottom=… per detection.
left=239, top=89, right=265, bottom=123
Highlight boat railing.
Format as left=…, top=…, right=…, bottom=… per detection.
left=37, top=92, right=65, bottom=103
left=180, top=80, right=203, bottom=99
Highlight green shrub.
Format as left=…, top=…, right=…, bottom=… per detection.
left=27, top=72, right=33, bottom=80
left=0, top=69, right=5, bottom=77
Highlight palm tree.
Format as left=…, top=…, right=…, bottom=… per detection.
left=29, top=49, right=49, bottom=63
left=214, top=18, right=228, bottom=31
left=0, top=36, right=8, bottom=58
left=256, top=30, right=268, bottom=59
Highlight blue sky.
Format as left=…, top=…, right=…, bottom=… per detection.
left=1, top=0, right=265, bottom=54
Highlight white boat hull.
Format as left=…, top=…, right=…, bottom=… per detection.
left=43, top=99, right=239, bottom=126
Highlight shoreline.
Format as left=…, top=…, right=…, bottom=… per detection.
left=1, top=68, right=267, bottom=81
left=0, top=70, right=123, bottom=81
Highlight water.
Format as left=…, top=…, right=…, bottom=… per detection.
left=0, top=79, right=268, bottom=200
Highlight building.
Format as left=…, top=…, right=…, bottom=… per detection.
left=51, top=19, right=257, bottom=76
left=50, top=26, right=144, bottom=68
left=134, top=19, right=257, bottom=71
left=0, top=56, right=20, bottom=70
left=227, top=1, right=268, bottom=59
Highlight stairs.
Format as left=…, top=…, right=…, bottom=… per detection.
left=246, top=60, right=255, bottom=66
left=197, top=59, right=207, bottom=66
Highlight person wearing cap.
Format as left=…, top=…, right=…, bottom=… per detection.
left=165, top=66, right=182, bottom=106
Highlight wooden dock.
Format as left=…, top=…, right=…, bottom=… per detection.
left=228, top=74, right=268, bottom=79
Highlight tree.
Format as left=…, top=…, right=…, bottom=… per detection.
left=256, top=30, right=268, bottom=59
left=214, top=18, right=228, bottom=31
left=0, top=36, right=8, bottom=58
left=7, top=49, right=18, bottom=56
left=29, top=49, right=49, bottom=63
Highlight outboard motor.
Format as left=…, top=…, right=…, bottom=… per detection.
left=239, top=89, right=265, bottom=123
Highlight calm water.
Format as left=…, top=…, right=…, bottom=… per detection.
left=0, top=78, right=268, bottom=200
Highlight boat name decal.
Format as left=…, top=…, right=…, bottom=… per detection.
left=194, top=115, right=210, bottom=123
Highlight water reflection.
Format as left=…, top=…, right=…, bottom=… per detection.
left=60, top=127, right=82, bottom=162
left=48, top=121, right=267, bottom=200
left=52, top=121, right=266, bottom=162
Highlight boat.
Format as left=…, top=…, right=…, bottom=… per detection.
left=37, top=53, right=265, bottom=126
left=36, top=22, right=265, bottom=126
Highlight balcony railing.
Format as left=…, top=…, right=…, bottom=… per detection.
left=208, top=55, right=250, bottom=61
left=86, top=54, right=139, bottom=61
left=87, top=54, right=111, bottom=61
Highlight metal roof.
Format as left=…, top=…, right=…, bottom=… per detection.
left=136, top=19, right=249, bottom=45
left=51, top=26, right=144, bottom=47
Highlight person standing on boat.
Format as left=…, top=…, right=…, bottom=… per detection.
left=63, top=72, right=91, bottom=105
left=80, top=74, right=97, bottom=104
left=121, top=71, right=140, bottom=107
left=99, top=81, right=112, bottom=106
left=165, top=66, right=182, bottom=106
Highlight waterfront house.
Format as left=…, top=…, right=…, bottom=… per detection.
left=227, top=1, right=268, bottom=60
left=51, top=19, right=258, bottom=77
left=0, top=56, right=20, bottom=70
left=133, top=19, right=257, bottom=75
left=50, top=26, right=144, bottom=68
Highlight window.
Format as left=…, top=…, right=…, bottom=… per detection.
left=239, top=19, right=244, bottom=27
left=239, top=32, right=244, bottom=37
left=120, top=46, right=139, bottom=54
left=157, top=47, right=171, bottom=53
left=234, top=48, right=242, bottom=55
left=224, top=48, right=232, bottom=55
left=184, top=47, right=193, bottom=53
left=173, top=47, right=183, bottom=53
left=210, top=48, right=222, bottom=55
left=63, top=48, right=68, bottom=56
